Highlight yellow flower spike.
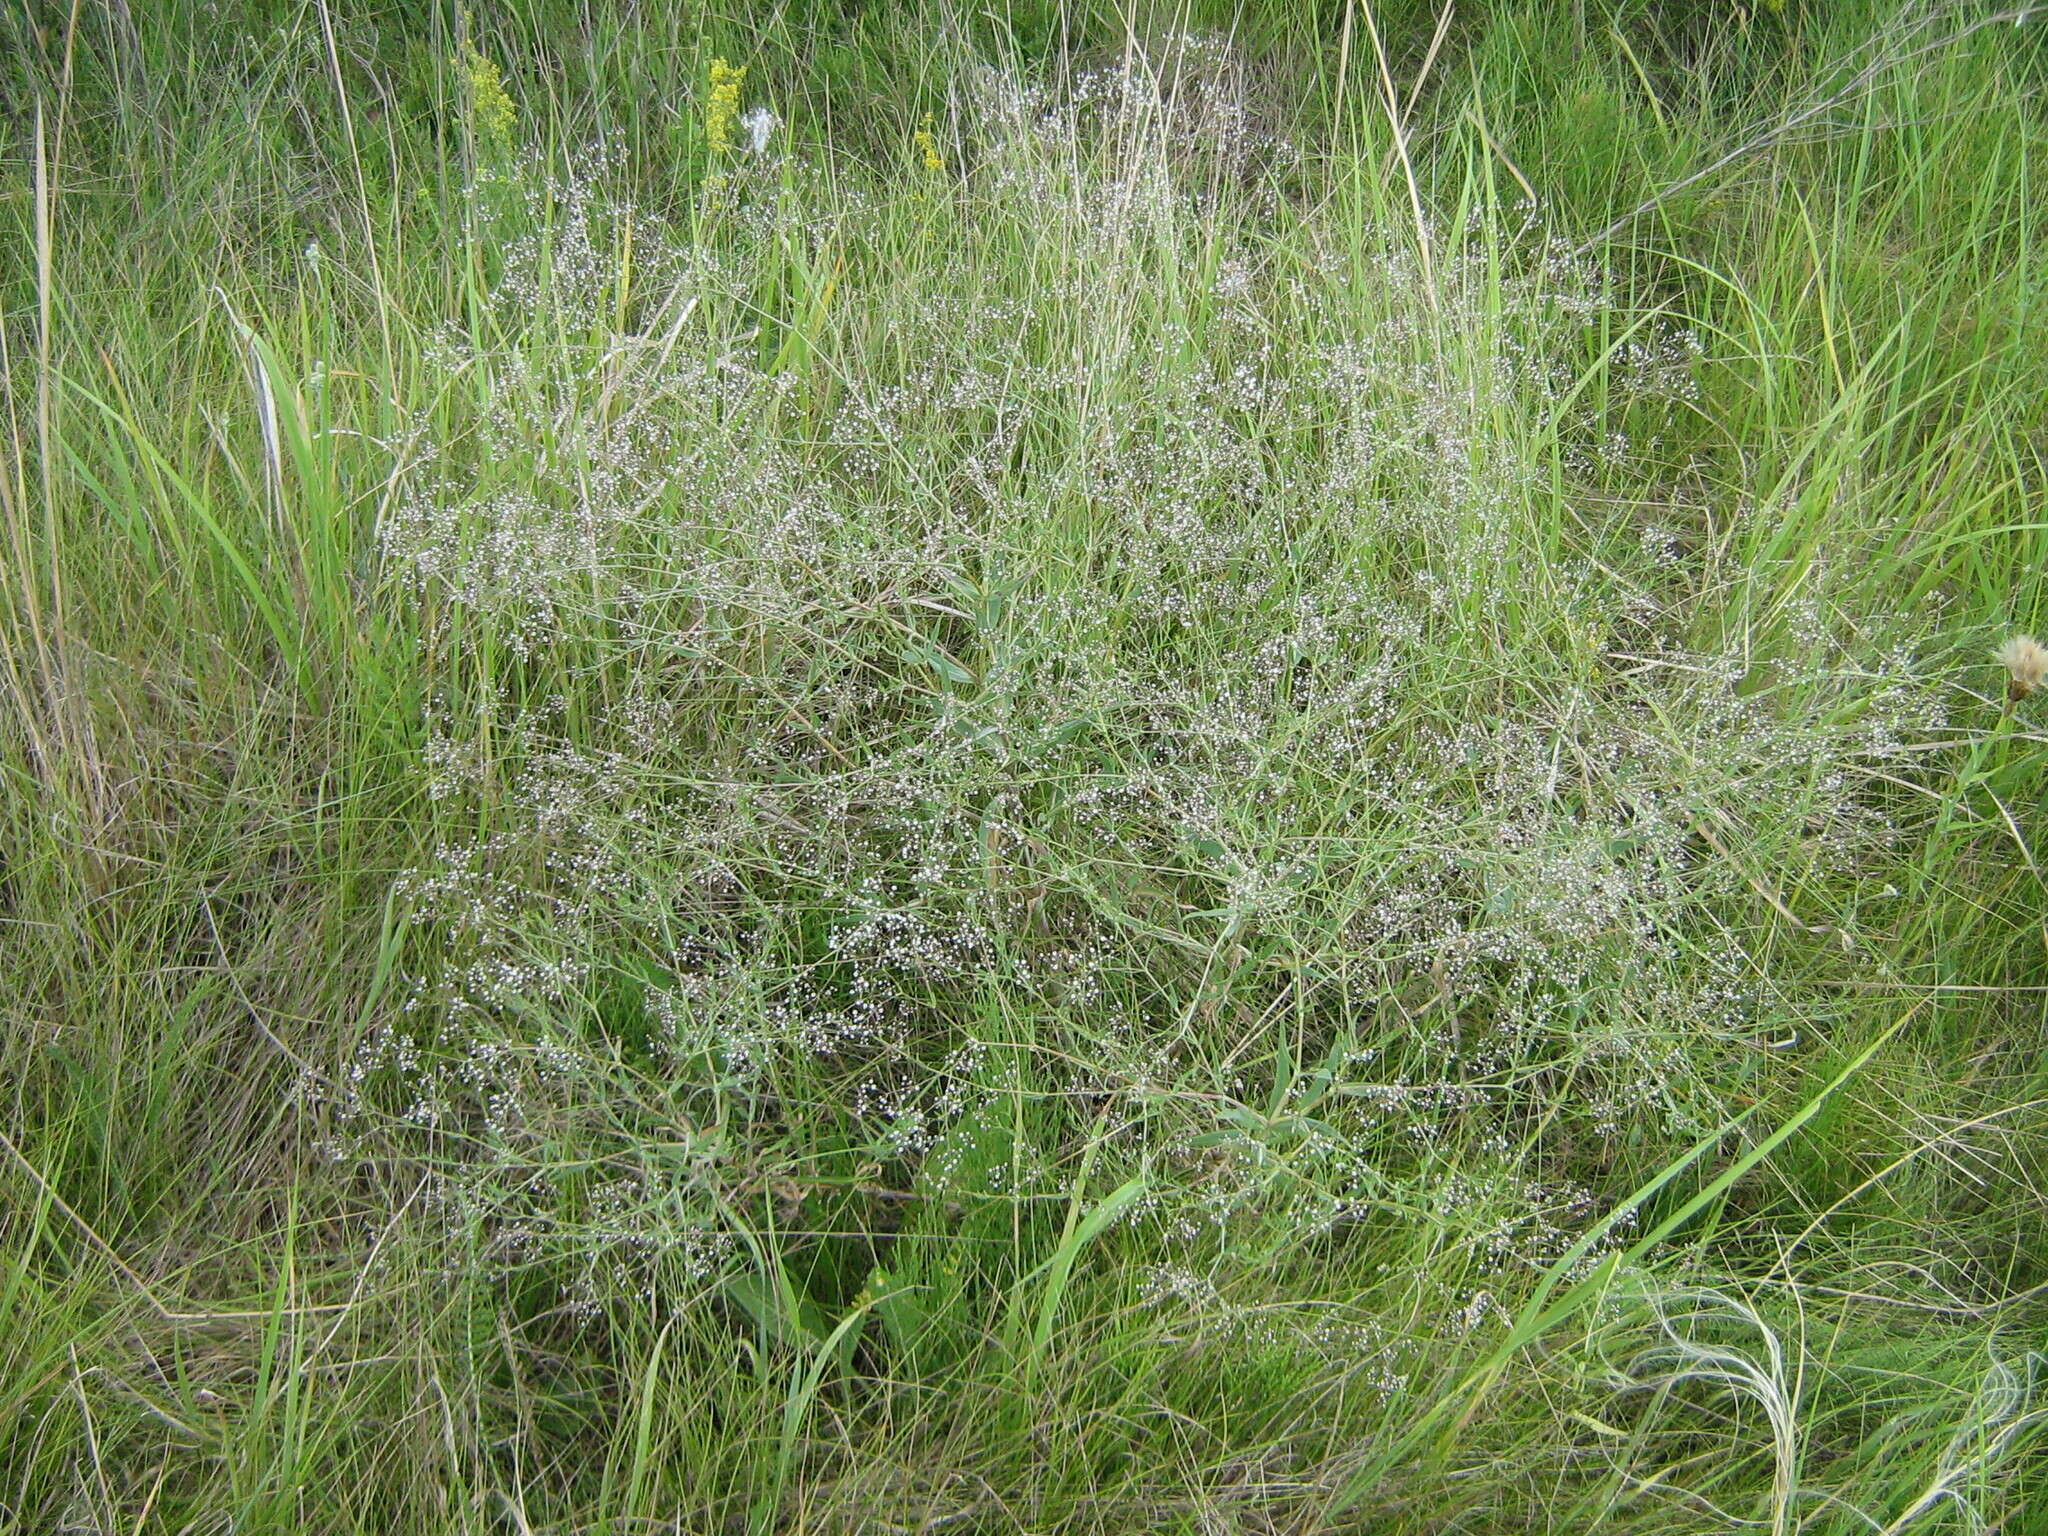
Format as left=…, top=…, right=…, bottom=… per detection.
left=706, top=57, right=746, bottom=158
left=913, top=111, right=943, bottom=173
left=459, top=28, right=516, bottom=157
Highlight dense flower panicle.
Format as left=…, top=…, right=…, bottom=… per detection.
left=462, top=39, right=517, bottom=154
left=337, top=40, right=1961, bottom=1328
left=705, top=57, right=745, bottom=156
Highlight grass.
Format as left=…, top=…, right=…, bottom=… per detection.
left=3, top=0, right=2047, bottom=1530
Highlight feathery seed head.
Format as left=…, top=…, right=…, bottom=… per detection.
left=1997, top=635, right=2048, bottom=699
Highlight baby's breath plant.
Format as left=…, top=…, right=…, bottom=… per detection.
left=351, top=32, right=1962, bottom=1355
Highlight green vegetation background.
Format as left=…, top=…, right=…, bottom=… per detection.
left=2, top=1, right=2046, bottom=1531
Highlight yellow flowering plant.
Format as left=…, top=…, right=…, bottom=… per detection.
left=459, top=28, right=516, bottom=158
left=705, top=57, right=745, bottom=157
left=913, top=112, right=943, bottom=173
